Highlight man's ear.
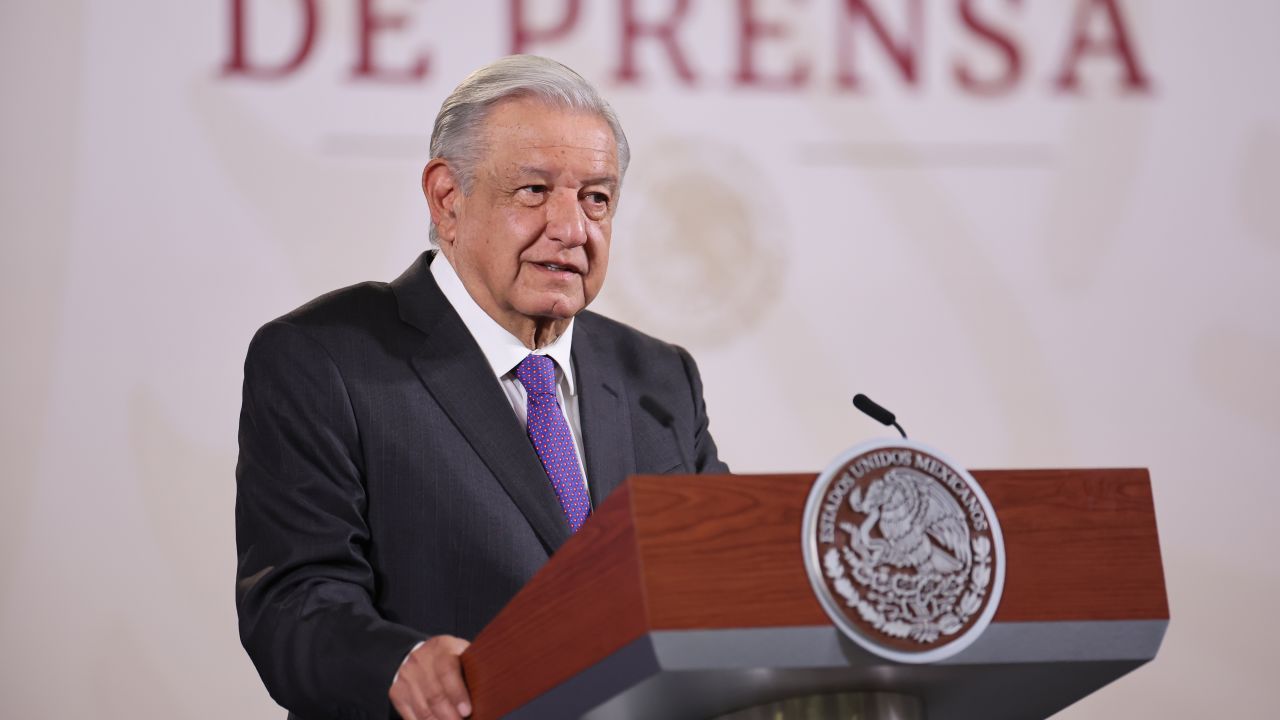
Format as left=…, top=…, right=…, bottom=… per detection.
left=423, top=159, right=462, bottom=245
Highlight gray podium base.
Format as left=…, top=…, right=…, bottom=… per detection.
left=506, top=620, right=1166, bottom=720
left=713, top=692, right=924, bottom=720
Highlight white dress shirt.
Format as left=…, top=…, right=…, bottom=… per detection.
left=429, top=252, right=591, bottom=489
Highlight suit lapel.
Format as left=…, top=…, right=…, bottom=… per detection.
left=573, top=315, right=636, bottom=510
left=391, top=253, right=572, bottom=553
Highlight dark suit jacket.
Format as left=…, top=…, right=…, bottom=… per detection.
left=235, top=251, right=728, bottom=719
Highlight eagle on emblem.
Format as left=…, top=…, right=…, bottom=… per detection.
left=846, top=467, right=971, bottom=575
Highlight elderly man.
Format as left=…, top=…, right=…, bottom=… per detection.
left=235, top=55, right=728, bottom=720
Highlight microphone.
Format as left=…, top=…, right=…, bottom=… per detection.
left=852, top=393, right=908, bottom=439
left=640, top=394, right=693, bottom=472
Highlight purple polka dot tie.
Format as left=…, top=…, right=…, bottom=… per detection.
left=513, top=354, right=591, bottom=532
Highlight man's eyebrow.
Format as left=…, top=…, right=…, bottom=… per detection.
left=581, top=175, right=620, bottom=190
left=513, top=167, right=619, bottom=190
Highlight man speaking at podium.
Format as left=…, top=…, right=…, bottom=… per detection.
left=235, top=56, right=728, bottom=720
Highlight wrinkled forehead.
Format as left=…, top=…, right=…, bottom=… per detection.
left=478, top=97, right=619, bottom=166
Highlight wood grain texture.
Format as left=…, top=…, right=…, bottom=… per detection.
left=629, top=470, right=1168, bottom=629
left=978, top=468, right=1169, bottom=621
left=632, top=473, right=828, bottom=629
left=461, top=484, right=648, bottom=720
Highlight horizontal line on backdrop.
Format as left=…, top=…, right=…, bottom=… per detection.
left=320, top=135, right=1053, bottom=169
left=798, top=142, right=1054, bottom=168
left=320, top=134, right=428, bottom=158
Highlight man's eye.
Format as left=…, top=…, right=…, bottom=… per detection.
left=520, top=185, right=548, bottom=195
left=582, top=193, right=610, bottom=220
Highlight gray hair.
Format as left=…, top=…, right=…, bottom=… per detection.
left=428, top=55, right=630, bottom=245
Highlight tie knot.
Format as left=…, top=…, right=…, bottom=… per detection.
left=514, top=354, right=557, bottom=397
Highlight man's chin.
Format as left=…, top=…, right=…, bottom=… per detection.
left=519, top=294, right=587, bottom=323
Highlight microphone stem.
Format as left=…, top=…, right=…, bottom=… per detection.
left=892, top=421, right=908, bottom=439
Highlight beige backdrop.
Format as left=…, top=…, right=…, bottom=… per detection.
left=3, top=1, right=1277, bottom=717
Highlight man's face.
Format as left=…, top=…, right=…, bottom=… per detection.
left=435, top=97, right=620, bottom=338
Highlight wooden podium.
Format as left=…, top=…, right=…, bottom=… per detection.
left=459, top=470, right=1167, bottom=719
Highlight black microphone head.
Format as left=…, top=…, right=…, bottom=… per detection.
left=852, top=393, right=896, bottom=426
left=639, top=394, right=675, bottom=426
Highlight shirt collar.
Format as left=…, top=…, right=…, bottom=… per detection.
left=431, top=252, right=577, bottom=395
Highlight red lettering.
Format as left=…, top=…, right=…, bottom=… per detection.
left=352, top=0, right=430, bottom=82
left=615, top=0, right=696, bottom=85
left=954, top=0, right=1023, bottom=95
left=837, top=0, right=923, bottom=91
left=222, top=0, right=318, bottom=79
left=734, top=0, right=810, bottom=89
left=510, top=0, right=581, bottom=54
left=1053, top=0, right=1151, bottom=94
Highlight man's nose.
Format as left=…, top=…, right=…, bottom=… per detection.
left=544, top=190, right=588, bottom=247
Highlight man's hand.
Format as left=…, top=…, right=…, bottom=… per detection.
left=389, top=636, right=472, bottom=720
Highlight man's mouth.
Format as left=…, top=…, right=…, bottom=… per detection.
left=535, top=262, right=580, bottom=274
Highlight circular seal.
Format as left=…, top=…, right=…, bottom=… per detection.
left=802, top=439, right=1005, bottom=663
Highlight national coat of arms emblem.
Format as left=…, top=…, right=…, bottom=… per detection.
left=802, top=439, right=1005, bottom=663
